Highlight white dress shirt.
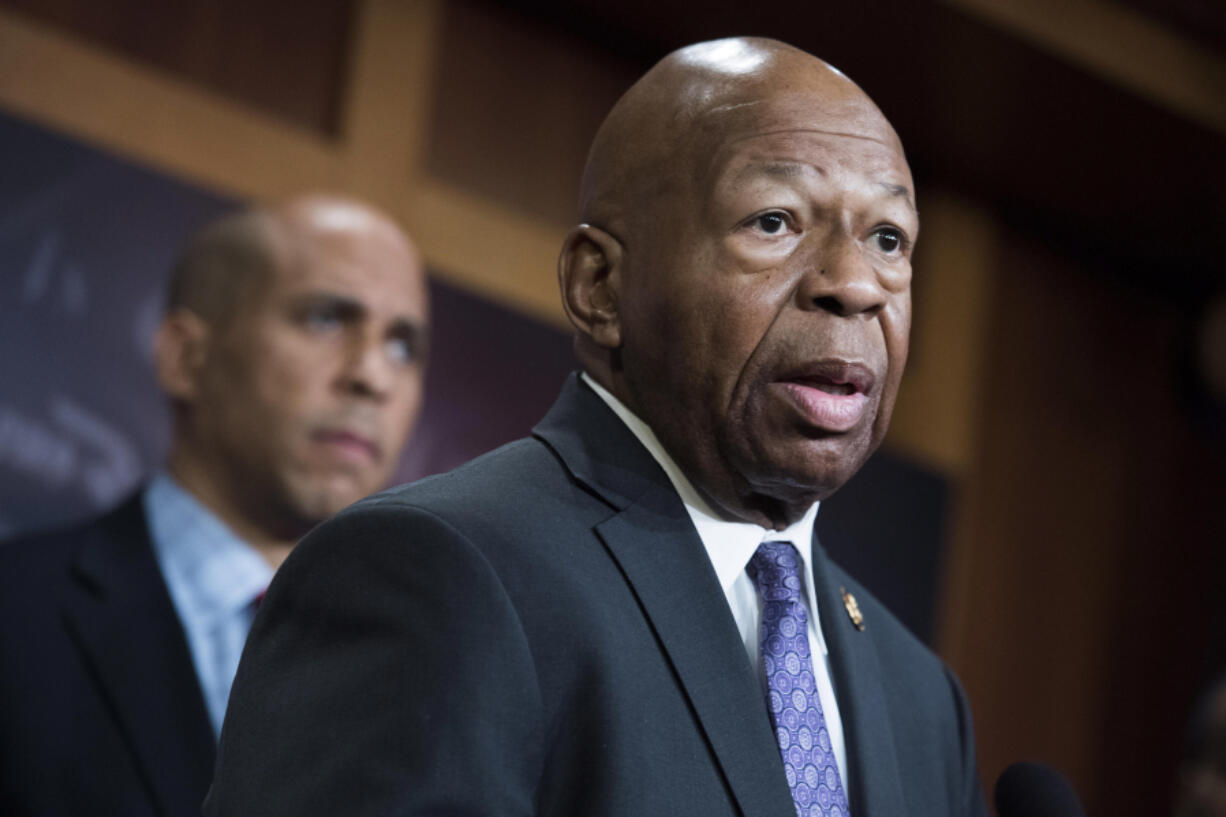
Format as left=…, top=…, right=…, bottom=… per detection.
left=144, top=472, right=273, bottom=738
left=581, top=373, right=850, bottom=799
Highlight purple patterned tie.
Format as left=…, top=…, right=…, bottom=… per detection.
left=748, top=541, right=850, bottom=817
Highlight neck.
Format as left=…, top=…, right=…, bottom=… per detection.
left=721, top=490, right=814, bottom=531
left=683, top=462, right=816, bottom=529
left=165, top=449, right=297, bottom=571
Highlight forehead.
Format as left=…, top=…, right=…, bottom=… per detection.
left=263, top=219, right=428, bottom=322
left=687, top=85, right=911, bottom=199
left=712, top=130, right=913, bottom=201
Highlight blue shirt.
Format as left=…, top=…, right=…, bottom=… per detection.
left=143, top=473, right=273, bottom=738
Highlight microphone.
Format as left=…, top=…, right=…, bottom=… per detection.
left=993, top=761, right=1086, bottom=817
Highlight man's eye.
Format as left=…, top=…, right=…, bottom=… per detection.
left=870, top=226, right=905, bottom=254
left=385, top=337, right=416, bottom=365
left=752, top=212, right=790, bottom=235
left=303, top=307, right=343, bottom=332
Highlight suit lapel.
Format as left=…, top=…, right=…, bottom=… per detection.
left=62, top=497, right=216, bottom=817
left=811, top=541, right=907, bottom=817
left=536, top=376, right=795, bottom=816
left=596, top=496, right=796, bottom=817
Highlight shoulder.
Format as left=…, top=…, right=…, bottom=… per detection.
left=281, top=437, right=566, bottom=570
left=823, top=554, right=975, bottom=736
left=821, top=556, right=984, bottom=811
left=831, top=565, right=937, bottom=666
left=0, top=496, right=151, bottom=608
left=833, top=564, right=956, bottom=691
left=375, top=436, right=573, bottom=514
left=317, top=435, right=597, bottom=552
left=274, top=431, right=623, bottom=627
left=0, top=515, right=101, bottom=590
left=822, top=555, right=970, bottom=724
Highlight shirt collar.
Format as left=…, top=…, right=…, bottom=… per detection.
left=579, top=372, right=821, bottom=596
left=144, top=472, right=273, bottom=625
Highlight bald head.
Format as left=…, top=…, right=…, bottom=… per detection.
left=579, top=37, right=901, bottom=235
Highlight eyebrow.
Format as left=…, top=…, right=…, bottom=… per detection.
left=295, top=291, right=427, bottom=337
left=878, top=182, right=917, bottom=214
left=388, top=317, right=428, bottom=351
left=757, top=162, right=808, bottom=179
left=733, top=162, right=918, bottom=213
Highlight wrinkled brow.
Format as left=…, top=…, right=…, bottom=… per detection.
left=878, top=182, right=916, bottom=215
left=733, top=162, right=915, bottom=204
left=758, top=162, right=808, bottom=179
left=724, top=160, right=815, bottom=182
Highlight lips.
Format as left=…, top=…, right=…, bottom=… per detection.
left=312, top=428, right=381, bottom=463
left=773, top=360, right=876, bottom=433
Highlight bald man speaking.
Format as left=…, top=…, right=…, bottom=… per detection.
left=0, top=195, right=429, bottom=817
left=209, top=39, right=987, bottom=817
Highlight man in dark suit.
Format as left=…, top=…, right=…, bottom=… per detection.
left=208, top=38, right=987, bottom=816
left=0, top=194, right=430, bottom=817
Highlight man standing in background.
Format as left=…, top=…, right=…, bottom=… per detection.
left=0, top=194, right=430, bottom=817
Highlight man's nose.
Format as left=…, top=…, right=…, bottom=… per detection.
left=796, top=234, right=888, bottom=318
left=338, top=331, right=394, bottom=399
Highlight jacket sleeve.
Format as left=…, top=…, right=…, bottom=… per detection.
left=205, top=501, right=544, bottom=817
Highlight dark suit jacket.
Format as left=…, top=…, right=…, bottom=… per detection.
left=208, top=375, right=986, bottom=816
left=0, top=496, right=216, bottom=817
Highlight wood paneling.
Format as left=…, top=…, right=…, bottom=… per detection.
left=0, top=0, right=354, bottom=136
left=425, top=0, right=639, bottom=226
left=939, top=231, right=1225, bottom=815
left=947, top=0, right=1226, bottom=136
left=888, top=190, right=998, bottom=475
left=0, top=9, right=346, bottom=196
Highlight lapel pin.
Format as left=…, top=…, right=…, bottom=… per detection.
left=841, top=586, right=865, bottom=631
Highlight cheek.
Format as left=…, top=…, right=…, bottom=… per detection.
left=242, top=338, right=330, bottom=427
left=683, top=281, right=783, bottom=399
left=715, top=267, right=800, bottom=369
left=388, top=377, right=425, bottom=437
left=882, top=293, right=912, bottom=376
left=872, top=295, right=912, bottom=434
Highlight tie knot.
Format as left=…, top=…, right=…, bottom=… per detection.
left=747, top=540, right=805, bottom=604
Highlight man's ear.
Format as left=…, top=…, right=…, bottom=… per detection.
left=558, top=224, right=623, bottom=349
left=153, top=310, right=211, bottom=402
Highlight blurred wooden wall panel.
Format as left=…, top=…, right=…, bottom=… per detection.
left=425, top=0, right=639, bottom=227
left=938, top=229, right=1224, bottom=815
left=0, top=0, right=355, bottom=136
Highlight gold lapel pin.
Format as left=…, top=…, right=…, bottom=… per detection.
left=841, top=586, right=865, bottom=631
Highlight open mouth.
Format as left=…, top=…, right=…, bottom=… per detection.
left=795, top=378, right=856, bottom=396
left=784, top=360, right=874, bottom=395
left=775, top=361, right=875, bottom=432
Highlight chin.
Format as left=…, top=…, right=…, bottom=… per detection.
left=285, top=479, right=372, bottom=523
left=750, top=439, right=875, bottom=502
